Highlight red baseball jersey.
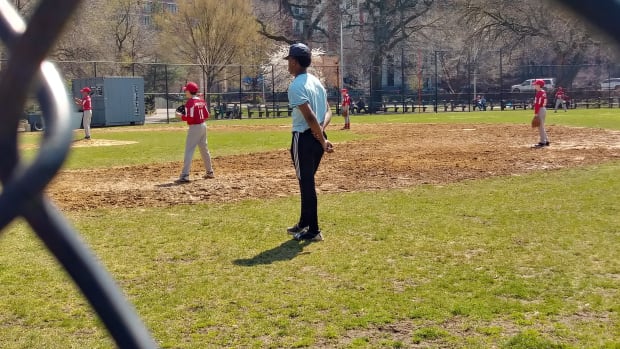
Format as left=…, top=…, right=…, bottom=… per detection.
left=81, top=95, right=92, bottom=111
left=182, top=96, right=209, bottom=124
left=534, top=90, right=547, bottom=114
left=342, top=93, right=351, bottom=106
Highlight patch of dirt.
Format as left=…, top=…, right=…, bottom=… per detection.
left=46, top=123, right=620, bottom=211
left=71, top=139, right=138, bottom=148
left=21, top=138, right=138, bottom=150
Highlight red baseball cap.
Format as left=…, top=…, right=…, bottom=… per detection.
left=341, top=88, right=348, bottom=93
left=80, top=87, right=91, bottom=93
left=534, top=79, right=545, bottom=87
left=183, top=82, right=199, bottom=93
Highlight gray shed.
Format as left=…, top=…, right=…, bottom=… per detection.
left=72, top=77, right=145, bottom=127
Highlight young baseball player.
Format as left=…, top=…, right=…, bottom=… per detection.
left=533, top=79, right=549, bottom=148
left=341, top=88, right=351, bottom=130
left=284, top=43, right=334, bottom=242
left=554, top=86, right=567, bottom=112
left=175, top=81, right=214, bottom=183
left=74, top=87, right=92, bottom=139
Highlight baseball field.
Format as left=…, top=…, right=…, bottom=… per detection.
left=2, top=109, right=619, bottom=348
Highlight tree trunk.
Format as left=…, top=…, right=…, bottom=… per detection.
left=370, top=54, right=383, bottom=113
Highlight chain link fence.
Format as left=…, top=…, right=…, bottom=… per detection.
left=9, top=54, right=620, bottom=121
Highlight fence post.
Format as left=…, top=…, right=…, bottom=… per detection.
left=369, top=66, right=373, bottom=114
left=165, top=64, right=169, bottom=124
left=499, top=49, right=503, bottom=111
left=93, top=61, right=97, bottom=77
left=271, top=65, right=275, bottom=113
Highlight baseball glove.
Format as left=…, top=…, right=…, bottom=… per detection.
left=176, top=105, right=186, bottom=115
left=531, top=115, right=540, bottom=128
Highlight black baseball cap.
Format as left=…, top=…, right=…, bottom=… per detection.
left=284, top=43, right=311, bottom=60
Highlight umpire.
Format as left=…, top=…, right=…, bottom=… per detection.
left=284, top=43, right=334, bottom=242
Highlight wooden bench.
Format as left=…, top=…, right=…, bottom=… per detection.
left=502, top=101, right=528, bottom=110
left=246, top=105, right=266, bottom=118
left=265, top=105, right=290, bottom=117
left=448, top=101, right=467, bottom=112
left=382, top=104, right=401, bottom=113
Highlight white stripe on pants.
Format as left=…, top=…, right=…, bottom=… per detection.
left=538, top=107, right=548, bottom=143
left=181, top=123, right=213, bottom=178
left=83, top=110, right=92, bottom=137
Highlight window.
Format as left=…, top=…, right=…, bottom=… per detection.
left=142, top=15, right=152, bottom=26
left=293, top=20, right=304, bottom=35
left=292, top=6, right=305, bottom=16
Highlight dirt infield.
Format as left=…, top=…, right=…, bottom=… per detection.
left=47, top=123, right=620, bottom=211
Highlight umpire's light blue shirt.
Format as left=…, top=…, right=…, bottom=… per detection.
left=288, top=72, right=327, bottom=132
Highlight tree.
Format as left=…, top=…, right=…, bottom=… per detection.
left=255, top=1, right=436, bottom=111
left=106, top=0, right=155, bottom=65
left=459, top=0, right=603, bottom=86
left=254, top=0, right=337, bottom=45
left=156, top=0, right=266, bottom=96
left=51, top=0, right=155, bottom=78
left=353, top=0, right=435, bottom=111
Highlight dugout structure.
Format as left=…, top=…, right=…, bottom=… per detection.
left=72, top=77, right=145, bottom=127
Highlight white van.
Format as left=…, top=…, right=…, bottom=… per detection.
left=511, top=78, right=556, bottom=92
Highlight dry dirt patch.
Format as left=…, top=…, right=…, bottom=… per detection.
left=47, top=123, right=620, bottom=211
left=21, top=138, right=138, bottom=150
left=71, top=139, right=138, bottom=148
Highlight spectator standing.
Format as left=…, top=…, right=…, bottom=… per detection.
left=533, top=79, right=550, bottom=148
left=341, top=88, right=351, bottom=130
left=554, top=86, right=568, bottom=112
left=74, top=87, right=92, bottom=139
left=174, top=81, right=214, bottom=183
left=283, top=43, right=333, bottom=242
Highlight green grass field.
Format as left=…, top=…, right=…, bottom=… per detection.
left=3, top=109, right=620, bottom=348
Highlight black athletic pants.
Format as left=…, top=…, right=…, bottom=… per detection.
left=290, top=129, right=325, bottom=233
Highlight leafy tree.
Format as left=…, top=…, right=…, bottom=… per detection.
left=156, top=0, right=266, bottom=95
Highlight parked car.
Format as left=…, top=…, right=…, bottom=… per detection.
left=600, top=78, right=620, bottom=90
left=511, top=78, right=556, bottom=92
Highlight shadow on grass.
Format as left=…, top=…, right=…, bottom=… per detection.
left=233, top=239, right=311, bottom=266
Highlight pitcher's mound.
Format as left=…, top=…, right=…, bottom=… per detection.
left=72, top=139, right=137, bottom=147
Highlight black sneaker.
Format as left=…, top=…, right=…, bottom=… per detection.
left=533, top=142, right=547, bottom=148
left=174, top=177, right=190, bottom=184
left=287, top=224, right=308, bottom=235
left=293, top=231, right=324, bottom=242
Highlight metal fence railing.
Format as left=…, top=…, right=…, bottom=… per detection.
left=0, top=1, right=157, bottom=348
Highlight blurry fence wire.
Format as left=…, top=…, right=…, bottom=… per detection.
left=0, top=0, right=618, bottom=347
left=38, top=56, right=620, bottom=118
left=0, top=1, right=157, bottom=348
